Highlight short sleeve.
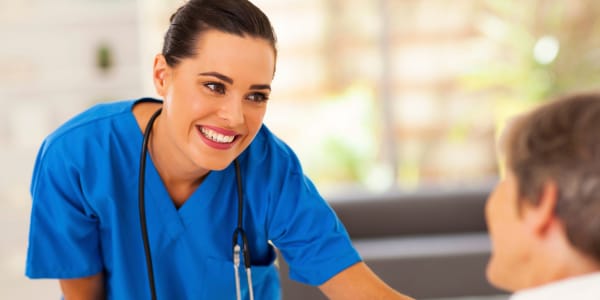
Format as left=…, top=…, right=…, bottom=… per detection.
left=267, top=165, right=361, bottom=286
left=26, top=139, right=103, bottom=279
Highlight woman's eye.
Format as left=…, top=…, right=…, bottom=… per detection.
left=247, top=92, right=269, bottom=102
left=204, top=82, right=226, bottom=94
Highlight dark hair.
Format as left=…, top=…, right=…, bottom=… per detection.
left=503, top=91, right=600, bottom=261
left=162, top=0, right=277, bottom=67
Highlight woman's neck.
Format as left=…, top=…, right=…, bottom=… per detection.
left=150, top=116, right=210, bottom=207
left=134, top=102, right=209, bottom=207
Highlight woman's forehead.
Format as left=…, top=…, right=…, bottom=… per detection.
left=182, top=30, right=276, bottom=78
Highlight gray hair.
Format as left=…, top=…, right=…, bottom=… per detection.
left=503, top=92, right=600, bottom=261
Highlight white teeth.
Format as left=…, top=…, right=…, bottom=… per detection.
left=200, top=127, right=235, bottom=143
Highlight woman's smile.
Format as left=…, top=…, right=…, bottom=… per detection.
left=197, top=125, right=240, bottom=150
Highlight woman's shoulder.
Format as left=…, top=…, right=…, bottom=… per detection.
left=247, top=125, right=295, bottom=156
left=242, top=125, right=303, bottom=171
left=38, top=98, right=153, bottom=160
left=50, top=99, right=142, bottom=138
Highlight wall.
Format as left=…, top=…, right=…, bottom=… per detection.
left=0, top=1, right=142, bottom=298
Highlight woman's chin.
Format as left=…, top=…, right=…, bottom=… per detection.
left=195, top=158, right=235, bottom=172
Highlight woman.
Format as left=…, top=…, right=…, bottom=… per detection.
left=26, top=0, right=413, bottom=299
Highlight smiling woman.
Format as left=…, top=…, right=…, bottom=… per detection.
left=24, top=0, right=413, bottom=299
left=150, top=29, right=274, bottom=180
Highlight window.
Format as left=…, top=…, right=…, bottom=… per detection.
left=142, top=0, right=600, bottom=197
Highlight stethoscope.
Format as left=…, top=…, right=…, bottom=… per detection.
left=138, top=107, right=254, bottom=300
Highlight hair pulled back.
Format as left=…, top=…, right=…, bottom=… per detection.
left=162, top=0, right=277, bottom=67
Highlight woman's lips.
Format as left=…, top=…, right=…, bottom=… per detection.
left=196, top=125, right=239, bottom=150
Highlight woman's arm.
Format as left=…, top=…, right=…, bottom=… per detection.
left=59, top=272, right=105, bottom=300
left=319, top=262, right=414, bottom=300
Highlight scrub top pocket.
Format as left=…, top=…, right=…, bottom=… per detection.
left=201, top=257, right=281, bottom=299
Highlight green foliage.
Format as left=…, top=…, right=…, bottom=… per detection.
left=462, top=0, right=600, bottom=128
left=96, top=43, right=113, bottom=72
left=434, top=0, right=600, bottom=185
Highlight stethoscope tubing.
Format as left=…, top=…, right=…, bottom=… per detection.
left=138, top=108, right=162, bottom=300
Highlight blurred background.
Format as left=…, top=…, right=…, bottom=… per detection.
left=2, top=0, right=600, bottom=299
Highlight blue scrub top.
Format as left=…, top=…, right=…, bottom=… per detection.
left=26, top=99, right=361, bottom=299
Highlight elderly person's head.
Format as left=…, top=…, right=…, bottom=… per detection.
left=485, top=92, right=600, bottom=293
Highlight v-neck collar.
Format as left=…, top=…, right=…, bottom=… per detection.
left=143, top=149, right=229, bottom=238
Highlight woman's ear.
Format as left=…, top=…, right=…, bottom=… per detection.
left=153, top=54, right=169, bottom=97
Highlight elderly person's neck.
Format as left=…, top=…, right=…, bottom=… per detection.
left=520, top=218, right=600, bottom=290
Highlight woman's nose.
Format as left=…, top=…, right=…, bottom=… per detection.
left=217, top=96, right=244, bottom=127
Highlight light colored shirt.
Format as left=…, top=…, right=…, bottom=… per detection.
left=510, top=272, right=600, bottom=300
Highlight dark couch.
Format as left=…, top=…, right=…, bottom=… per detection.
left=278, top=186, right=507, bottom=299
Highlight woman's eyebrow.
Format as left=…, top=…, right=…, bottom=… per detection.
left=198, top=72, right=233, bottom=84
left=250, top=84, right=271, bottom=91
left=199, top=71, right=271, bottom=90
